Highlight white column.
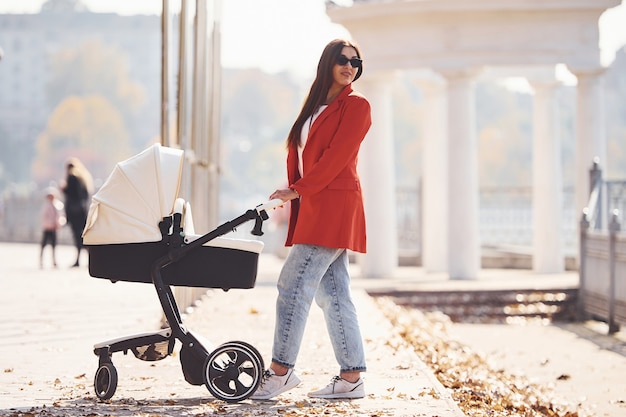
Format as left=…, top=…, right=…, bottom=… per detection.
left=356, top=72, right=398, bottom=278
left=416, top=76, right=448, bottom=273
left=443, top=70, right=480, bottom=279
left=530, top=80, right=564, bottom=273
left=573, top=69, right=607, bottom=223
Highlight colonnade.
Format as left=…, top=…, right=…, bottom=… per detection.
left=357, top=67, right=608, bottom=280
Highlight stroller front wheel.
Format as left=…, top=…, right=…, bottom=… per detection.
left=204, top=341, right=263, bottom=402
left=94, top=362, right=118, bottom=401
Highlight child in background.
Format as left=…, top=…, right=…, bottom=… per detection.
left=40, top=187, right=65, bottom=268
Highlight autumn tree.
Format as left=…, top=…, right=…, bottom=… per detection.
left=32, top=39, right=149, bottom=186
left=46, top=39, right=145, bottom=121
left=32, top=95, right=131, bottom=186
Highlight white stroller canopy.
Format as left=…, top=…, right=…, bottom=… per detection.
left=83, top=144, right=184, bottom=245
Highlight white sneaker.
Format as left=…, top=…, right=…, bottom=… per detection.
left=250, top=368, right=301, bottom=400
left=307, top=376, right=365, bottom=399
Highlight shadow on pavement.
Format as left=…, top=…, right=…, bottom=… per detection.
left=555, top=321, right=626, bottom=358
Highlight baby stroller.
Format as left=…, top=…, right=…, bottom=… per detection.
left=82, top=144, right=282, bottom=403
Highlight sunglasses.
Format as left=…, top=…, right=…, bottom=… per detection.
left=336, top=55, right=362, bottom=68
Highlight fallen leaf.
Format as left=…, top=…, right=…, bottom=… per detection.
left=374, top=297, right=580, bottom=417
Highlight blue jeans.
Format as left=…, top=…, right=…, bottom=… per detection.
left=272, top=244, right=367, bottom=373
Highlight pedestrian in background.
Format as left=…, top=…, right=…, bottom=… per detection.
left=61, top=157, right=93, bottom=267
left=40, top=187, right=65, bottom=268
left=251, top=38, right=371, bottom=401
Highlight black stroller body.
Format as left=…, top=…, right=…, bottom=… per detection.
left=83, top=144, right=280, bottom=402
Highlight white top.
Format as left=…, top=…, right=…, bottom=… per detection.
left=298, top=105, right=327, bottom=177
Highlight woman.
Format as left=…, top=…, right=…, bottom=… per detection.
left=62, top=157, right=93, bottom=267
left=251, top=39, right=371, bottom=400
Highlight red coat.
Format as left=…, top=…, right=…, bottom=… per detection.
left=286, top=85, right=372, bottom=253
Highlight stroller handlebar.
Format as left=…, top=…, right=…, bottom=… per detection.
left=173, top=198, right=185, bottom=215
left=250, top=199, right=284, bottom=237
left=171, top=198, right=284, bottom=218
left=255, top=199, right=285, bottom=214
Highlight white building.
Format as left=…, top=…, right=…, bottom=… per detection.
left=328, top=0, right=622, bottom=279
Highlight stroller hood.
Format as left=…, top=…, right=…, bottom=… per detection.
left=83, top=144, right=184, bottom=245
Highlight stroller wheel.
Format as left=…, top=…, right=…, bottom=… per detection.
left=204, top=341, right=263, bottom=402
left=228, top=340, right=264, bottom=371
left=94, top=362, right=118, bottom=401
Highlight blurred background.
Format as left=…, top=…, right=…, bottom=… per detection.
left=0, top=0, right=625, bottom=264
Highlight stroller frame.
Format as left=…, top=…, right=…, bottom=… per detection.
left=91, top=201, right=279, bottom=403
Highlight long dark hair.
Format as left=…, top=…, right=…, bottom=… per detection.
left=286, top=39, right=363, bottom=149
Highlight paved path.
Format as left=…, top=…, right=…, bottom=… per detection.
left=7, top=240, right=621, bottom=417
left=0, top=242, right=465, bottom=416
left=0, top=243, right=163, bottom=409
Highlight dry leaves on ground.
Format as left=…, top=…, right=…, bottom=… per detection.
left=374, top=297, right=580, bottom=417
left=1, top=396, right=384, bottom=417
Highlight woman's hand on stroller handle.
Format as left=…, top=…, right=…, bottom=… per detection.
left=269, top=187, right=300, bottom=203
left=255, top=199, right=285, bottom=213
left=251, top=199, right=284, bottom=236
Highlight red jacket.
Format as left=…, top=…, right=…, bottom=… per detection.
left=286, top=85, right=372, bottom=253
